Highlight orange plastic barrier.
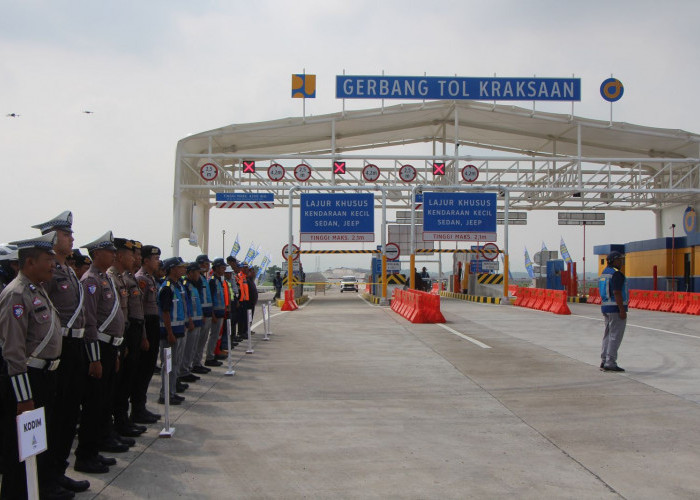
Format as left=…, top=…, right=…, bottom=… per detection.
left=628, top=290, right=642, bottom=309
left=511, top=287, right=569, bottom=315
left=391, top=288, right=445, bottom=323
left=686, top=293, right=700, bottom=315
left=647, top=291, right=663, bottom=311
left=658, top=292, right=675, bottom=312
left=549, top=290, right=571, bottom=315
left=508, top=285, right=518, bottom=296
left=281, top=289, right=299, bottom=311
left=587, top=287, right=602, bottom=305
left=671, top=292, right=689, bottom=314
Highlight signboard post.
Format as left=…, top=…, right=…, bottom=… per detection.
left=159, top=347, right=175, bottom=438
left=17, top=406, right=47, bottom=499
left=422, top=192, right=497, bottom=241
left=300, top=193, right=374, bottom=242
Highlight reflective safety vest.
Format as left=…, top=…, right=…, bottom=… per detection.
left=158, top=279, right=186, bottom=337
left=198, top=275, right=213, bottom=316
left=237, top=271, right=250, bottom=302
left=210, top=276, right=226, bottom=318
left=598, top=265, right=629, bottom=313
left=182, top=278, right=203, bottom=327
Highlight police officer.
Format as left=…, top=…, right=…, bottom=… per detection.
left=158, top=258, right=188, bottom=405
left=132, top=245, right=162, bottom=424
left=236, top=263, right=251, bottom=341
left=110, top=239, right=147, bottom=438
left=204, top=258, right=227, bottom=367
left=0, top=232, right=74, bottom=499
left=74, top=231, right=126, bottom=474
left=273, top=271, right=283, bottom=300
left=32, top=212, right=90, bottom=494
left=70, top=250, right=92, bottom=279
left=599, top=251, right=629, bottom=372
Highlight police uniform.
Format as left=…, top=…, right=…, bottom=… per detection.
left=0, top=233, right=71, bottom=499
left=132, top=245, right=162, bottom=423
left=109, top=239, right=147, bottom=437
left=32, top=211, right=91, bottom=493
left=74, top=232, right=126, bottom=471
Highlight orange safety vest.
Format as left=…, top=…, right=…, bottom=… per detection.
left=223, top=279, right=230, bottom=307
left=237, top=271, right=249, bottom=302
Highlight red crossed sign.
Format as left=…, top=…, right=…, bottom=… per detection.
left=433, top=162, right=445, bottom=175
left=242, top=161, right=256, bottom=173
left=333, top=161, right=346, bottom=174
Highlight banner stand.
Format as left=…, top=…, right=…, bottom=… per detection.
left=262, top=302, right=271, bottom=341
left=17, top=406, right=47, bottom=499
left=225, top=319, right=236, bottom=376
left=159, top=347, right=175, bottom=438
left=246, top=310, right=254, bottom=354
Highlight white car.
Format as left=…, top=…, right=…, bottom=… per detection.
left=340, top=276, right=359, bottom=293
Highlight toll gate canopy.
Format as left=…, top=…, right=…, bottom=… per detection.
left=172, top=100, right=700, bottom=253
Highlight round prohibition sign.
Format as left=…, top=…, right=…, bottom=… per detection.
left=385, top=242, right=400, bottom=261
left=267, top=163, right=285, bottom=181
left=282, top=243, right=300, bottom=261
left=294, top=163, right=312, bottom=182
left=461, top=164, right=479, bottom=183
left=362, top=164, right=381, bottom=182
left=600, top=78, right=624, bottom=102
left=398, top=164, right=417, bottom=183
left=200, top=162, right=219, bottom=182
left=481, top=242, right=500, bottom=261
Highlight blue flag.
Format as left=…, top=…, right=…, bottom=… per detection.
left=229, top=235, right=241, bottom=258
left=560, top=237, right=572, bottom=264
left=524, top=247, right=535, bottom=279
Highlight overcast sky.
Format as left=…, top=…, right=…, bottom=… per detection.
left=1, top=0, right=698, bottom=275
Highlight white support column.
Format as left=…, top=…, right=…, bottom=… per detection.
left=172, top=143, right=182, bottom=255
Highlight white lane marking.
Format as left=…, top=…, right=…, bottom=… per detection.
left=572, top=314, right=700, bottom=340
left=436, top=323, right=492, bottom=349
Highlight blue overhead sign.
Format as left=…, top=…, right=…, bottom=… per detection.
left=336, top=75, right=581, bottom=101
left=216, top=192, right=274, bottom=202
left=300, top=193, right=375, bottom=242
left=423, top=192, right=497, bottom=241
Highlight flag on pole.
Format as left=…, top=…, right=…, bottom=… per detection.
left=524, top=247, right=535, bottom=279
left=229, top=234, right=241, bottom=258
left=243, top=242, right=256, bottom=265
left=252, top=245, right=262, bottom=262
left=257, top=254, right=271, bottom=281
left=560, top=237, right=573, bottom=263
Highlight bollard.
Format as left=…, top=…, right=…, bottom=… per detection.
left=159, top=347, right=175, bottom=438
left=246, top=309, right=254, bottom=354
left=225, top=319, right=235, bottom=376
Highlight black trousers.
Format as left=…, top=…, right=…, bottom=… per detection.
left=236, top=302, right=253, bottom=339
left=131, top=315, right=159, bottom=412
left=75, top=341, right=117, bottom=459
left=48, top=336, right=86, bottom=476
left=0, top=367, right=57, bottom=499
left=113, top=319, right=143, bottom=425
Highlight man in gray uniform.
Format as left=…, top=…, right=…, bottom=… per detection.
left=74, top=232, right=126, bottom=474
left=32, top=212, right=91, bottom=493
left=0, top=232, right=74, bottom=499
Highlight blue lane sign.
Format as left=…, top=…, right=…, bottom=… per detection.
left=216, top=192, right=274, bottom=202
left=300, top=193, right=375, bottom=242
left=336, top=75, right=581, bottom=101
left=423, top=192, right=497, bottom=241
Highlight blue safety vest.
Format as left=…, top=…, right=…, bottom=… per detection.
left=158, top=279, right=186, bottom=337
left=198, top=275, right=213, bottom=316
left=182, top=278, right=203, bottom=327
left=599, top=265, right=629, bottom=313
left=210, top=276, right=226, bottom=318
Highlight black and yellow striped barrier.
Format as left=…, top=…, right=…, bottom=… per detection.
left=439, top=291, right=502, bottom=304
left=377, top=274, right=407, bottom=285
left=567, top=296, right=587, bottom=303
left=362, top=293, right=382, bottom=304
left=283, top=276, right=301, bottom=286
left=477, top=273, right=504, bottom=285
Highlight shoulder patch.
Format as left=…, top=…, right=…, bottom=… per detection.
left=32, top=297, right=42, bottom=306
left=87, top=284, right=97, bottom=295
left=12, top=304, right=24, bottom=319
